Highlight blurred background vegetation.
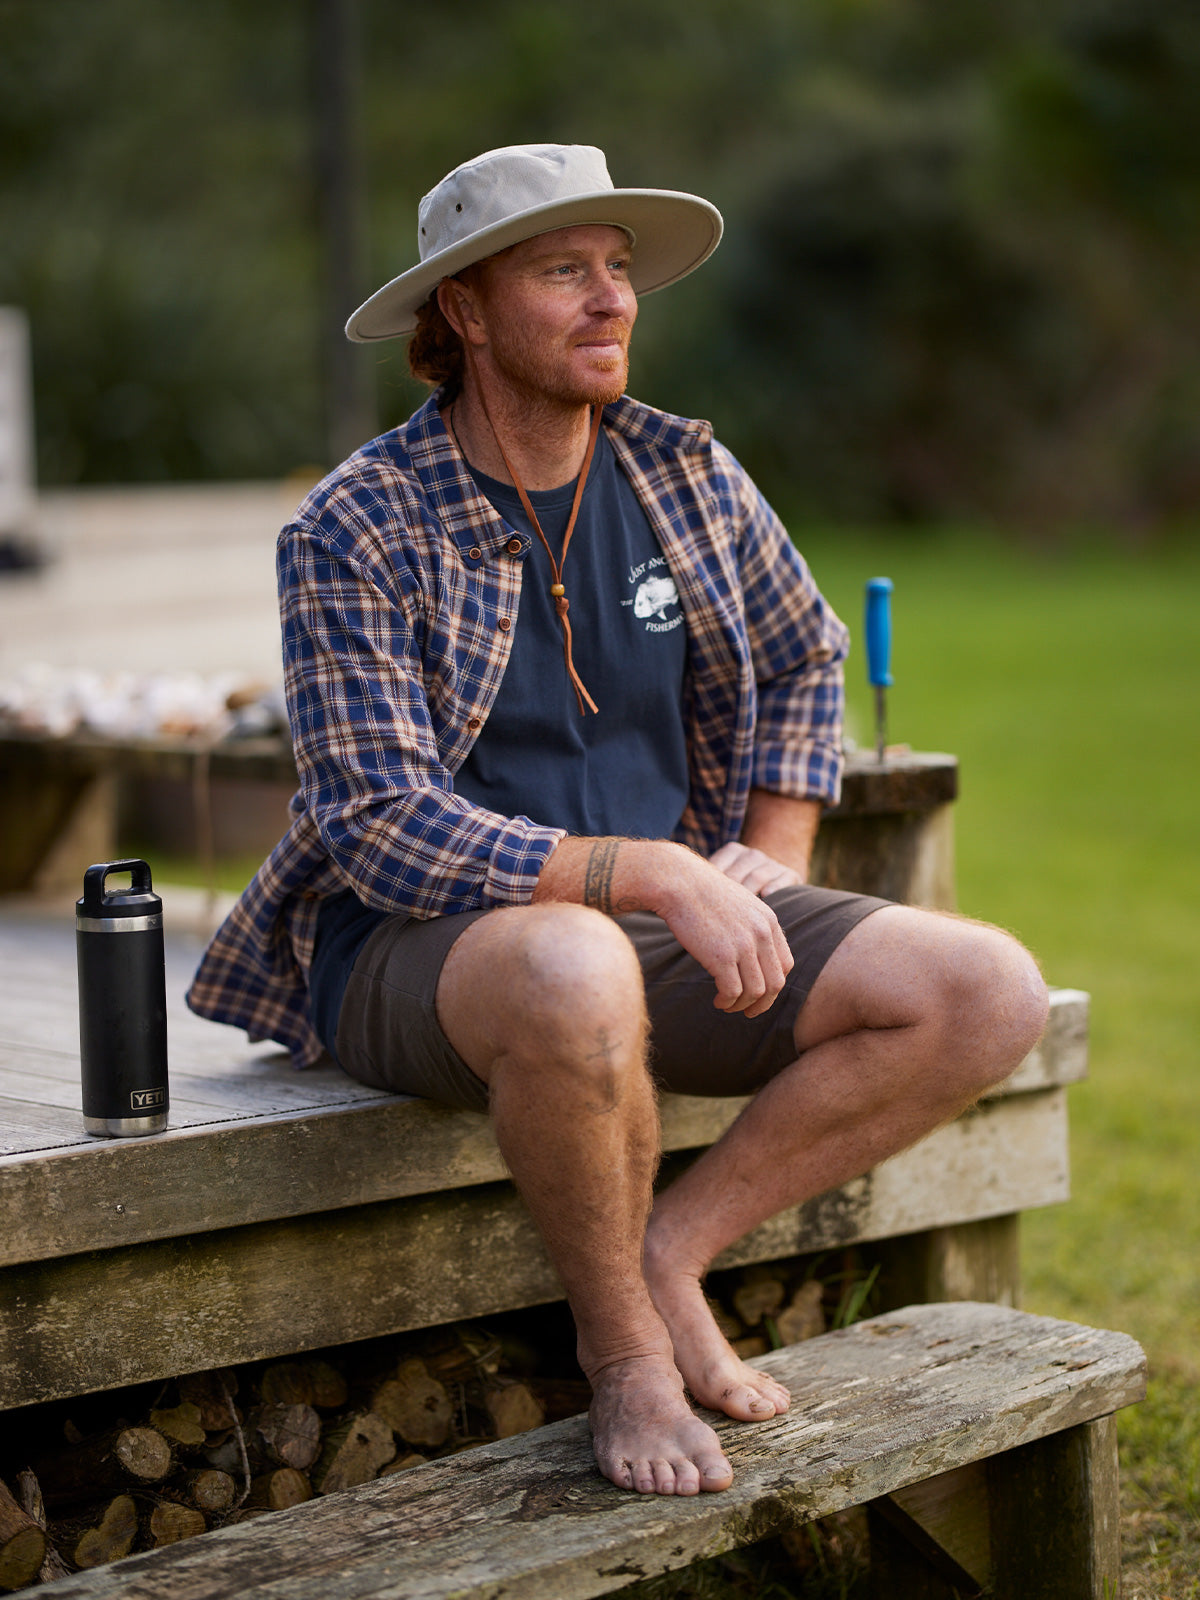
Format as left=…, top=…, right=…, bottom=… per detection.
left=3, top=0, right=1200, bottom=533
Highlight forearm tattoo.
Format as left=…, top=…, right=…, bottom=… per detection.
left=583, top=839, right=621, bottom=915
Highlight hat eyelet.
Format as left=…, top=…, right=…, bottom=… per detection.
left=455, top=203, right=462, bottom=212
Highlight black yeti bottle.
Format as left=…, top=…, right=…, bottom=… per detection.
left=76, top=859, right=169, bottom=1136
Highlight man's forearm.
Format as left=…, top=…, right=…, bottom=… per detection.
left=739, top=789, right=822, bottom=881
left=530, top=834, right=794, bottom=1018
left=532, top=836, right=695, bottom=918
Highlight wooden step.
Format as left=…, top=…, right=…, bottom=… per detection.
left=29, top=1303, right=1146, bottom=1600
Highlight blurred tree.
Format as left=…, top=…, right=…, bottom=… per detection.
left=0, top=0, right=322, bottom=482
left=1, top=0, right=1197, bottom=531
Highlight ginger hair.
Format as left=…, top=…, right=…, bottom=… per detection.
left=408, top=293, right=466, bottom=401
left=407, top=266, right=488, bottom=403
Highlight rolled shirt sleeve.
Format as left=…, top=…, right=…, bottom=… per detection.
left=280, top=499, right=566, bottom=920
left=725, top=448, right=849, bottom=808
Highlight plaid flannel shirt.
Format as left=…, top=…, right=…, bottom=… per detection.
left=186, top=392, right=849, bottom=1065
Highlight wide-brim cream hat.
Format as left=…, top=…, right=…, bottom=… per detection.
left=345, top=143, right=723, bottom=342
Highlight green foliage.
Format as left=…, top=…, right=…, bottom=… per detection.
left=0, top=0, right=322, bottom=482
left=3, top=0, right=1200, bottom=526
left=804, top=525, right=1200, bottom=1596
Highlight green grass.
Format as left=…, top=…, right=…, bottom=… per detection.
left=804, top=524, right=1200, bottom=1593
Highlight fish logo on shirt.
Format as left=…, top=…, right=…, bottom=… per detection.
left=633, top=574, right=680, bottom=621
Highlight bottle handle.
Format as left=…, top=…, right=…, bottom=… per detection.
left=81, top=859, right=154, bottom=916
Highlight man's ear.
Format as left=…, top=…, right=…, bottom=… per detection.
left=437, top=276, right=486, bottom=346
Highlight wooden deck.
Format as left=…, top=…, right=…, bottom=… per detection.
left=0, top=888, right=1089, bottom=1415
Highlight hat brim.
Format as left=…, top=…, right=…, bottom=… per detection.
left=345, top=188, right=723, bottom=342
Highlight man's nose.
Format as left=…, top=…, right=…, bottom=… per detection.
left=587, top=272, right=634, bottom=317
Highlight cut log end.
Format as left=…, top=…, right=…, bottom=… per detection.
left=0, top=1523, right=48, bottom=1592
left=150, top=1504, right=207, bottom=1548
left=73, top=1495, right=138, bottom=1570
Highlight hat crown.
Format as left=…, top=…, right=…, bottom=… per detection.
left=417, top=144, right=615, bottom=263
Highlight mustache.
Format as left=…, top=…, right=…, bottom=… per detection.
left=576, top=321, right=631, bottom=345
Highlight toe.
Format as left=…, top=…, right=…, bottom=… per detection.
left=672, top=1458, right=701, bottom=1496
left=752, top=1375, right=790, bottom=1412
left=699, top=1452, right=734, bottom=1492
left=600, top=1455, right=635, bottom=1491
left=652, top=1459, right=678, bottom=1495
left=724, top=1382, right=776, bottom=1420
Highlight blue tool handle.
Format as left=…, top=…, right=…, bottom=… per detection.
left=865, top=577, right=893, bottom=688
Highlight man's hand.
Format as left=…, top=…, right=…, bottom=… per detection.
left=708, top=841, right=804, bottom=898
left=533, top=837, right=792, bottom=1017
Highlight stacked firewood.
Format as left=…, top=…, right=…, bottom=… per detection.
left=0, top=1323, right=581, bottom=1591
left=0, top=1261, right=842, bottom=1591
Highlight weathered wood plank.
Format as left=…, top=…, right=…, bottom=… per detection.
left=0, top=1054, right=387, bottom=1117
left=26, top=1304, right=1145, bottom=1600
left=880, top=1215, right=1023, bottom=1311
left=0, top=1104, right=92, bottom=1157
left=712, top=1090, right=1068, bottom=1273
left=874, top=1461, right=990, bottom=1589
left=0, top=1090, right=1070, bottom=1408
left=988, top=1413, right=1123, bottom=1600
left=0, top=989, right=1084, bottom=1266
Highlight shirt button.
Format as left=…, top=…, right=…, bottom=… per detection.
left=467, top=716, right=481, bottom=731
left=506, top=537, right=523, bottom=555
left=468, top=546, right=482, bottom=561
left=498, top=617, right=511, bottom=631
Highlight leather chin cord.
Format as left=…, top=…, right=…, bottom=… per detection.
left=461, top=357, right=602, bottom=716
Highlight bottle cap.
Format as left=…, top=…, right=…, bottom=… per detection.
left=77, top=859, right=163, bottom=921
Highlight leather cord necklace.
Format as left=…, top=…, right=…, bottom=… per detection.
left=455, top=382, right=602, bottom=716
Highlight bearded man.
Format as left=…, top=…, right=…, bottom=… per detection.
left=189, top=144, right=1048, bottom=1498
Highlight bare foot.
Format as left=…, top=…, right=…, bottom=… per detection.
left=643, top=1248, right=791, bottom=1423
left=588, top=1353, right=734, bottom=1495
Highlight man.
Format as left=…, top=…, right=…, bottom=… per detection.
left=189, top=144, right=1048, bottom=1498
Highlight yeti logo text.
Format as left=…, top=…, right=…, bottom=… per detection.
left=131, top=1088, right=166, bottom=1110
left=633, top=574, right=679, bottom=621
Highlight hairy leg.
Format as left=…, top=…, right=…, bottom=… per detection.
left=643, top=906, right=1050, bottom=1416
left=436, top=901, right=733, bottom=1496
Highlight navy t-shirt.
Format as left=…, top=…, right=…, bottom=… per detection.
left=309, top=429, right=692, bottom=1059
left=455, top=430, right=690, bottom=835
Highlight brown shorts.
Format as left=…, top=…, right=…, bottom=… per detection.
left=333, top=884, right=889, bottom=1113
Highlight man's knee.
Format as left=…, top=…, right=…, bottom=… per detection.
left=503, top=902, right=644, bottom=1017
left=440, top=902, right=648, bottom=1086
left=795, top=905, right=1048, bottom=1093
left=922, top=917, right=1049, bottom=1092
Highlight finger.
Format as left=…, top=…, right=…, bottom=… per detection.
left=710, top=844, right=803, bottom=898
left=741, top=943, right=788, bottom=1017
left=773, top=916, right=795, bottom=977
left=711, top=954, right=752, bottom=1012
left=747, top=864, right=800, bottom=898
left=714, top=933, right=785, bottom=1016
left=708, top=844, right=763, bottom=887
left=707, top=841, right=745, bottom=874
left=742, top=907, right=792, bottom=1016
